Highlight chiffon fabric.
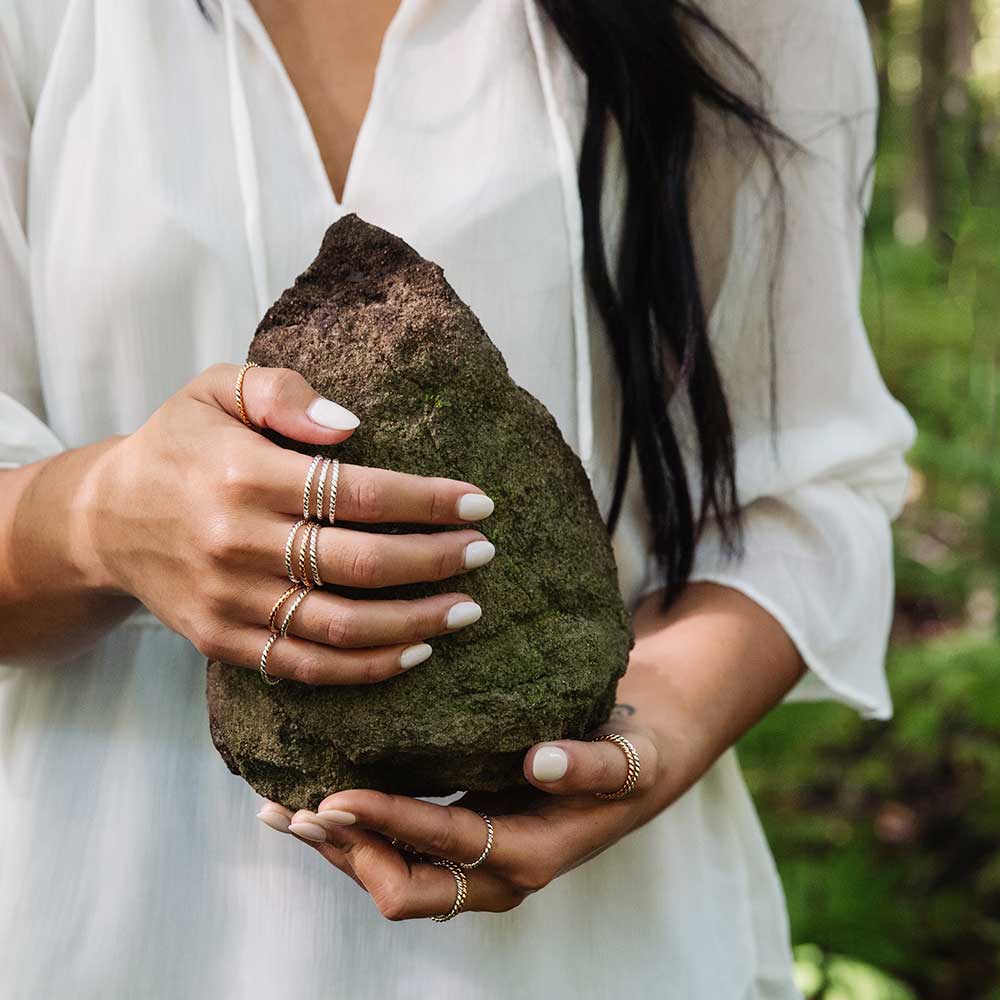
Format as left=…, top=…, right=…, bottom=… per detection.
left=0, top=1, right=915, bottom=997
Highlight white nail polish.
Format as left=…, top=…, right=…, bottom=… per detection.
left=288, top=821, right=328, bottom=843
left=446, top=601, right=482, bottom=630
left=532, top=746, right=568, bottom=782
left=307, top=397, right=360, bottom=431
left=317, top=809, right=357, bottom=826
left=463, top=540, right=495, bottom=570
left=457, top=493, right=495, bottom=521
left=400, top=643, right=432, bottom=670
left=256, top=810, right=291, bottom=834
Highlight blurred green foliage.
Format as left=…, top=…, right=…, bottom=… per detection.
left=739, top=1, right=1000, bottom=997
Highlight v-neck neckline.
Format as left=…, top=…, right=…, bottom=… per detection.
left=232, top=0, right=413, bottom=213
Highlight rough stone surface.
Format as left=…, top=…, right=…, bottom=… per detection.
left=206, top=214, right=632, bottom=810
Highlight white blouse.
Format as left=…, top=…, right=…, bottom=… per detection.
left=0, top=1, right=915, bottom=998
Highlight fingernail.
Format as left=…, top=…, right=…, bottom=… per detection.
left=288, top=820, right=328, bottom=843
left=400, top=642, right=432, bottom=670
left=532, top=745, right=568, bottom=782
left=307, top=397, right=360, bottom=431
left=457, top=493, right=495, bottom=520
left=317, top=809, right=357, bottom=826
left=446, top=600, right=482, bottom=630
left=256, top=809, right=291, bottom=834
left=463, top=540, right=495, bottom=570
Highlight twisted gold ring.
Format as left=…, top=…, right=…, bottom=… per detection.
left=591, top=733, right=641, bottom=800
left=326, top=459, right=340, bottom=525
left=284, top=519, right=307, bottom=584
left=430, top=860, right=469, bottom=923
left=458, top=814, right=494, bottom=871
left=302, top=455, right=323, bottom=521
left=259, top=633, right=281, bottom=686
left=235, top=361, right=258, bottom=429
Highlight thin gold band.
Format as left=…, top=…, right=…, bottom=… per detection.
left=302, top=455, right=323, bottom=521
left=235, top=361, right=258, bottom=429
left=259, top=633, right=281, bottom=686
left=277, top=586, right=313, bottom=637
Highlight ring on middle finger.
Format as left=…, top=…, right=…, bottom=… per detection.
left=285, top=519, right=308, bottom=584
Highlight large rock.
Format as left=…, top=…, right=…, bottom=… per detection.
left=206, top=214, right=632, bottom=810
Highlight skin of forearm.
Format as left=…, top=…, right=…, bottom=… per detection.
left=0, top=439, right=136, bottom=665
left=619, top=581, right=806, bottom=811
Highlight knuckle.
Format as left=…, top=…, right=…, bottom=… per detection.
left=325, top=610, right=357, bottom=648
left=192, top=622, right=227, bottom=662
left=348, top=542, right=383, bottom=587
left=508, top=862, right=554, bottom=896
left=216, top=454, right=255, bottom=501
left=424, top=810, right=460, bottom=858
left=258, top=368, right=300, bottom=425
left=291, top=655, right=324, bottom=686
left=373, top=884, right=410, bottom=922
left=434, top=540, right=459, bottom=581
left=350, top=474, right=384, bottom=521
left=200, top=514, right=243, bottom=566
left=357, top=652, right=386, bottom=685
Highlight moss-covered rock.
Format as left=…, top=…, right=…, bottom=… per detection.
left=206, top=215, right=632, bottom=810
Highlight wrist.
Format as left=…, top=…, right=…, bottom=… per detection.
left=71, top=435, right=132, bottom=595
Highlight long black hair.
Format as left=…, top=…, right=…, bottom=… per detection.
left=196, top=0, right=785, bottom=606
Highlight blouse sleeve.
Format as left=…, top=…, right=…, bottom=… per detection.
left=0, top=16, right=63, bottom=470
left=643, top=2, right=917, bottom=720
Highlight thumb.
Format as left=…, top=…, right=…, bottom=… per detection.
left=197, top=362, right=360, bottom=445
left=523, top=732, right=655, bottom=798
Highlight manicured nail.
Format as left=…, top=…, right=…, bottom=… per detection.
left=288, top=820, right=328, bottom=843
left=317, top=809, right=357, bottom=826
left=446, top=601, right=482, bottom=630
left=307, top=397, right=360, bottom=431
left=400, top=642, right=432, bottom=670
left=463, top=540, right=495, bottom=570
left=532, top=746, right=568, bottom=782
left=457, top=493, right=495, bottom=521
left=256, top=809, right=291, bottom=834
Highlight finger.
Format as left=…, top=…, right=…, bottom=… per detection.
left=194, top=363, right=360, bottom=446
left=215, top=626, right=435, bottom=685
left=257, top=802, right=366, bottom=890
left=260, top=586, right=482, bottom=648
left=260, top=520, right=495, bottom=589
left=290, top=813, right=519, bottom=919
left=523, top=732, right=658, bottom=798
left=253, top=450, right=495, bottom=525
left=310, top=790, right=526, bottom=872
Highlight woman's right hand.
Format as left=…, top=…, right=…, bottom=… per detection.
left=85, top=363, right=495, bottom=684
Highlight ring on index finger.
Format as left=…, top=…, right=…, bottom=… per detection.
left=235, top=361, right=259, bottom=429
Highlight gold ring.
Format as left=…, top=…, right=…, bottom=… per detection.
left=458, top=814, right=494, bottom=870
left=266, top=585, right=300, bottom=632
left=235, top=361, right=258, bottom=429
left=308, top=522, right=323, bottom=587
left=277, top=585, right=312, bottom=637
left=315, top=458, right=332, bottom=525
left=430, top=860, right=468, bottom=922
left=284, top=519, right=308, bottom=584
left=327, top=459, right=340, bottom=525
left=302, top=455, right=323, bottom=521
left=259, top=633, right=281, bottom=686
left=591, top=733, right=641, bottom=799
left=296, top=520, right=314, bottom=585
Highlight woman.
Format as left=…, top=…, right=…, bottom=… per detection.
left=0, top=0, right=915, bottom=997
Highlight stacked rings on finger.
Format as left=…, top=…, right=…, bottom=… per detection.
left=260, top=584, right=315, bottom=685
left=430, top=860, right=469, bottom=922
left=591, top=733, right=642, bottom=800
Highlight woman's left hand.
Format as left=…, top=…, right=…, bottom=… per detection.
left=256, top=714, right=667, bottom=919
